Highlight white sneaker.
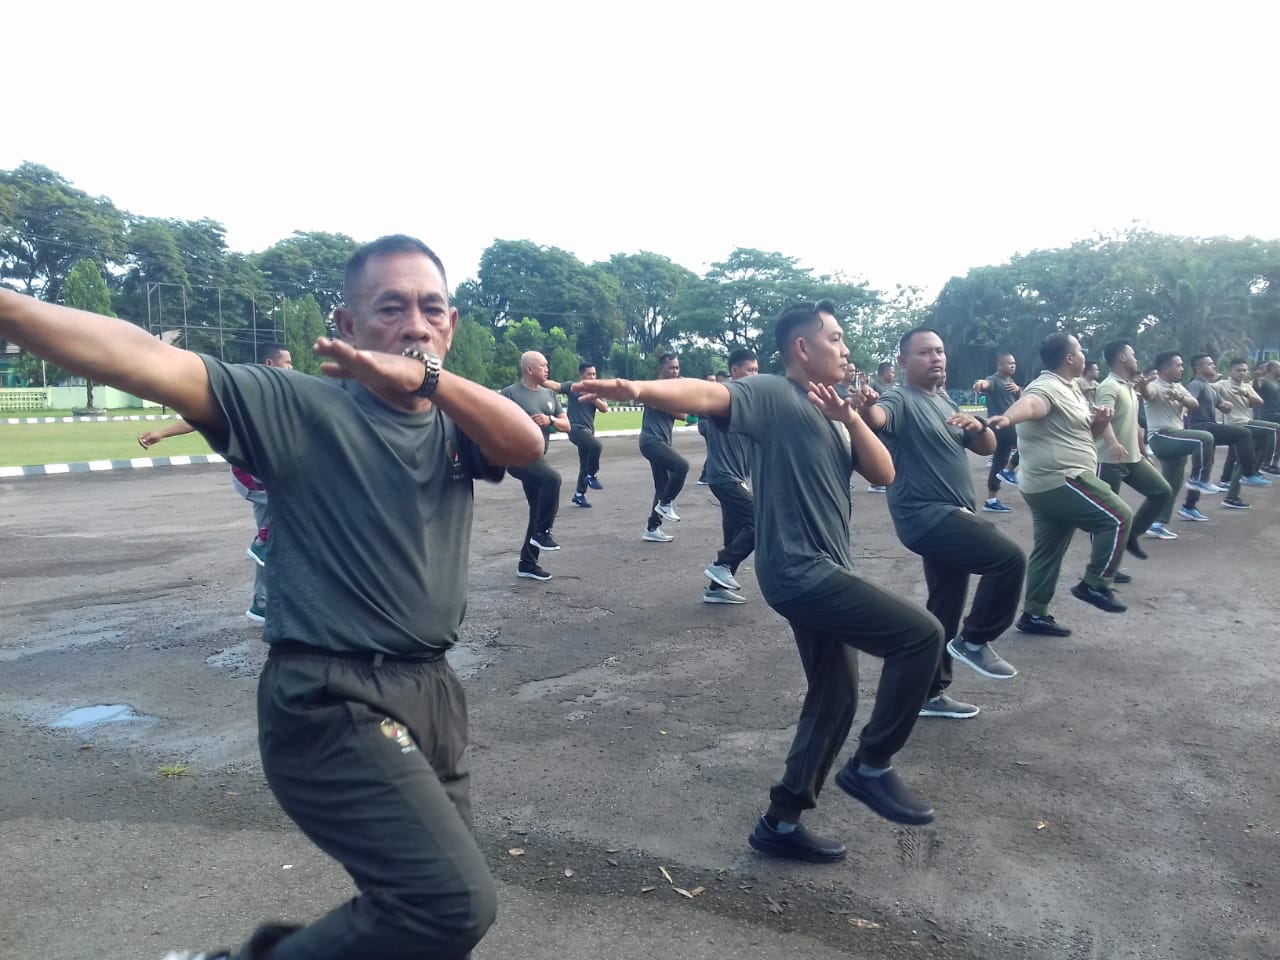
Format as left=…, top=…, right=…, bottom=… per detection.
left=704, top=563, right=741, bottom=591
left=703, top=585, right=746, bottom=604
left=655, top=501, right=681, bottom=522
left=867, top=484, right=887, bottom=493
left=643, top=527, right=674, bottom=542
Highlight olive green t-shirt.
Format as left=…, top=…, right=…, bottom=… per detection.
left=195, top=357, right=501, bottom=655
left=721, top=375, right=857, bottom=605
left=1015, top=371, right=1097, bottom=494
left=500, top=382, right=563, bottom=454
left=1094, top=374, right=1140, bottom=464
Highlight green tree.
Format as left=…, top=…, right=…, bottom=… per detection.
left=0, top=163, right=127, bottom=303
left=600, top=252, right=700, bottom=356
left=446, top=315, right=497, bottom=385
left=252, top=230, right=358, bottom=316
left=62, top=259, right=115, bottom=410
left=279, top=295, right=329, bottom=375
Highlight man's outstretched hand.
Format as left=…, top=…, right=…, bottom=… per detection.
left=314, top=338, right=430, bottom=402
left=573, top=378, right=640, bottom=403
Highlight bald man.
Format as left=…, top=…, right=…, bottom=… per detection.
left=501, top=352, right=570, bottom=581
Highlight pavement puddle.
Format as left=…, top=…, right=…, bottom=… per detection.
left=49, top=703, right=149, bottom=729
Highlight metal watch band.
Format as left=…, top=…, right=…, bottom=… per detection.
left=401, top=348, right=442, bottom=399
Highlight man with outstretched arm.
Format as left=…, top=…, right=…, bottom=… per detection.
left=1187, top=354, right=1256, bottom=509
left=858, top=329, right=1024, bottom=721
left=544, top=360, right=609, bottom=507
left=1, top=234, right=545, bottom=960
left=988, top=333, right=1134, bottom=635
left=502, top=351, right=571, bottom=582
left=577, top=299, right=944, bottom=864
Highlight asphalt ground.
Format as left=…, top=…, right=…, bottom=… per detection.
left=1, top=432, right=1277, bottom=960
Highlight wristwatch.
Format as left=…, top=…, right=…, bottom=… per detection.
left=401, top=348, right=442, bottom=399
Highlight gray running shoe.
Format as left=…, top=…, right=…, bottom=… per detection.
left=655, top=501, right=681, bottom=522
left=704, top=585, right=747, bottom=604
left=919, top=693, right=980, bottom=718
left=946, top=637, right=1017, bottom=679
left=643, top=527, right=674, bottom=542
left=704, top=563, right=741, bottom=590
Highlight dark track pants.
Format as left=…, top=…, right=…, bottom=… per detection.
left=1098, top=458, right=1172, bottom=541
left=987, top=425, right=1018, bottom=494
left=765, top=570, right=943, bottom=822
left=1194, top=422, right=1254, bottom=497
left=508, top=458, right=560, bottom=567
left=1021, top=473, right=1134, bottom=616
left=248, top=645, right=494, bottom=960
left=906, top=509, right=1026, bottom=699
left=1221, top=420, right=1278, bottom=481
left=569, top=427, right=602, bottom=495
left=709, top=480, right=754, bottom=573
left=1149, top=430, right=1214, bottom=523
left=639, top=440, right=688, bottom=530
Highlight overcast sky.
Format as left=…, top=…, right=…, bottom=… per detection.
left=5, top=1, right=1275, bottom=296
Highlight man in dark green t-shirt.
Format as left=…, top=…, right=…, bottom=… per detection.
left=576, top=299, right=944, bottom=863
left=1257, top=361, right=1280, bottom=471
left=701, top=348, right=759, bottom=604
left=501, top=351, right=570, bottom=581
left=638, top=352, right=691, bottom=542
left=0, top=236, right=546, bottom=960
left=860, top=329, right=1024, bottom=721
left=973, top=351, right=1022, bottom=508
left=544, top=360, right=609, bottom=506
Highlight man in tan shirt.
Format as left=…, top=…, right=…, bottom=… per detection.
left=1214, top=358, right=1278, bottom=488
left=988, top=333, right=1134, bottom=634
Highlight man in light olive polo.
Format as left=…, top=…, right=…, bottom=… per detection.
left=988, top=333, right=1134, bottom=633
left=1094, top=341, right=1172, bottom=558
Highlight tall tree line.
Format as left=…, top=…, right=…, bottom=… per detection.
left=4, top=163, right=1278, bottom=393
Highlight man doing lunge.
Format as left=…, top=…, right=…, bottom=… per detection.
left=1215, top=358, right=1278, bottom=488
left=702, top=347, right=759, bottom=605
left=973, top=351, right=1021, bottom=512
left=1094, top=341, right=1173, bottom=557
left=577, top=299, right=944, bottom=863
left=544, top=361, right=608, bottom=508
left=987, top=333, right=1134, bottom=635
left=639, top=352, right=690, bottom=542
left=859, top=329, right=1024, bottom=720
left=502, top=351, right=570, bottom=581
left=1187, top=354, right=1256, bottom=510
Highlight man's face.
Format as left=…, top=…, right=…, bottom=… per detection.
left=658, top=357, right=680, bottom=379
left=267, top=350, right=294, bottom=370
left=334, top=252, right=457, bottom=358
left=1160, top=356, right=1185, bottom=381
left=899, top=331, right=945, bottom=389
left=1083, top=362, right=1099, bottom=381
left=730, top=358, right=759, bottom=380
left=997, top=355, right=1016, bottom=377
left=581, top=366, right=597, bottom=380
left=1196, top=358, right=1217, bottom=380
left=842, top=363, right=857, bottom=385
left=878, top=367, right=896, bottom=386
left=525, top=354, right=549, bottom=382
left=1063, top=337, right=1086, bottom=378
left=794, top=312, right=849, bottom=385
left=1230, top=363, right=1249, bottom=384
left=1114, top=345, right=1137, bottom=377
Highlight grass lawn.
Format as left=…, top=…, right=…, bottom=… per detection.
left=4, top=406, right=170, bottom=419
left=0, top=421, right=213, bottom=467
left=0, top=407, right=658, bottom=467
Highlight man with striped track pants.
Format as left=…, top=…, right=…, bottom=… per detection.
left=987, top=332, right=1134, bottom=633
left=1142, top=350, right=1216, bottom=534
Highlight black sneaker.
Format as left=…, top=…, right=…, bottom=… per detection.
left=1125, top=539, right=1148, bottom=560
left=529, top=531, right=560, bottom=550
left=517, top=564, right=552, bottom=581
left=1070, top=580, right=1127, bottom=613
left=1112, top=571, right=1132, bottom=585
left=834, top=762, right=934, bottom=825
left=1015, top=612, right=1072, bottom=637
left=747, top=816, right=847, bottom=863
left=1222, top=497, right=1251, bottom=510
left=162, top=952, right=231, bottom=960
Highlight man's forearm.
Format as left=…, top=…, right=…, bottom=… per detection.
left=857, top=403, right=888, bottom=432
left=431, top=373, right=544, bottom=466
left=633, top=379, right=731, bottom=418
left=999, top=393, right=1047, bottom=425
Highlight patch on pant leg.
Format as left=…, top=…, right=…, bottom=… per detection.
left=380, top=717, right=420, bottom=754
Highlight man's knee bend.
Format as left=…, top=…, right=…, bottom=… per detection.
left=388, top=879, right=498, bottom=957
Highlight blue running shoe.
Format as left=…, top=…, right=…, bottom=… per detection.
left=1178, top=506, right=1210, bottom=522
left=586, top=475, right=603, bottom=490
left=983, top=498, right=1012, bottom=513
left=998, top=469, right=1019, bottom=485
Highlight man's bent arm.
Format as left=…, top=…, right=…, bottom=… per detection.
left=432, top=373, right=545, bottom=467
left=0, top=289, right=223, bottom=432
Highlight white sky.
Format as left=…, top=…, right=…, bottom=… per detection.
left=5, top=1, right=1276, bottom=297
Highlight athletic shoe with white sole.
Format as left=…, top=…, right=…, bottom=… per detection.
left=246, top=538, right=267, bottom=567
left=918, top=693, right=980, bottom=718
left=1221, top=497, right=1251, bottom=509
left=245, top=602, right=266, bottom=624
left=1177, top=506, right=1210, bottom=522
left=703, top=585, right=747, bottom=604
left=946, top=637, right=1017, bottom=679
left=1145, top=522, right=1178, bottom=539
left=998, top=469, right=1019, bottom=485
left=982, top=498, right=1011, bottom=513
left=1241, top=473, right=1272, bottom=487
left=643, top=527, right=674, bottom=542
left=529, top=531, right=561, bottom=550
left=654, top=502, right=681, bottom=522
left=517, top=564, right=552, bottom=581
left=704, top=563, right=741, bottom=591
